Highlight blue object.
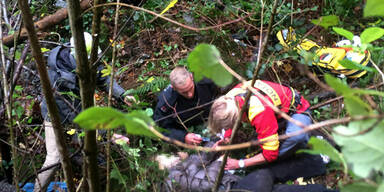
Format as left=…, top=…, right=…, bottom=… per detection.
left=21, top=182, right=67, bottom=192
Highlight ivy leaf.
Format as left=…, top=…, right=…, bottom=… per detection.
left=340, top=182, right=377, bottom=192
left=73, top=107, right=157, bottom=138
left=333, top=121, right=384, bottom=178
left=311, top=15, right=339, bottom=29
left=187, top=44, right=232, bottom=87
left=333, top=27, right=354, bottom=40
left=364, top=0, right=384, bottom=17
left=360, top=27, right=384, bottom=44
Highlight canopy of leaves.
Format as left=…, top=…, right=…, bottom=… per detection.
left=73, top=107, right=157, bottom=138
left=187, top=44, right=233, bottom=87
left=333, top=120, right=384, bottom=178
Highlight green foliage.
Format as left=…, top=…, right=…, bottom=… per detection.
left=311, top=15, right=339, bottom=29
left=73, top=107, right=158, bottom=138
left=332, top=27, right=354, bottom=40
left=338, top=59, right=376, bottom=72
left=324, top=74, right=372, bottom=115
left=128, top=77, right=169, bottom=96
left=111, top=161, right=128, bottom=191
left=298, top=137, right=347, bottom=172
left=360, top=27, right=384, bottom=44
left=364, top=0, right=384, bottom=17
left=340, top=182, right=377, bottom=192
left=333, top=120, right=384, bottom=178
left=187, top=44, right=232, bottom=87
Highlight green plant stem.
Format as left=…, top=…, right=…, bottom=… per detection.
left=106, top=1, right=120, bottom=191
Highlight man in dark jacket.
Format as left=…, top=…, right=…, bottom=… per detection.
left=153, top=66, right=219, bottom=145
left=35, top=32, right=133, bottom=191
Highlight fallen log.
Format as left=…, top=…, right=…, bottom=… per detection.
left=2, top=0, right=92, bottom=47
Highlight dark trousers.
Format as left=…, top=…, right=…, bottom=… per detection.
left=232, top=154, right=338, bottom=192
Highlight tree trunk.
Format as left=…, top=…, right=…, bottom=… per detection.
left=66, top=0, right=100, bottom=191
left=17, top=0, right=76, bottom=191
left=2, top=0, right=92, bottom=47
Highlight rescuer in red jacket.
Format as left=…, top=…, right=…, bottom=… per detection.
left=208, top=80, right=311, bottom=169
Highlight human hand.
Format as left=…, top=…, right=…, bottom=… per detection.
left=112, top=133, right=130, bottom=145
left=225, top=157, right=240, bottom=170
left=212, top=138, right=229, bottom=149
left=185, top=133, right=203, bottom=145
left=124, top=95, right=136, bottom=106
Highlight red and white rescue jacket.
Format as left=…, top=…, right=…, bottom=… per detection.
left=223, top=80, right=310, bottom=162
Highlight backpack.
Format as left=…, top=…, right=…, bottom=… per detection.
left=162, top=142, right=241, bottom=192
left=41, top=45, right=81, bottom=123
left=47, top=45, right=78, bottom=92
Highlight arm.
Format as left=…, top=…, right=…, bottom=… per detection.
left=225, top=108, right=280, bottom=170
left=225, top=154, right=267, bottom=170
left=153, top=90, right=188, bottom=142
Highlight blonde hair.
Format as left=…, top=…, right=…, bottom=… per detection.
left=208, top=96, right=239, bottom=134
left=169, top=66, right=191, bottom=88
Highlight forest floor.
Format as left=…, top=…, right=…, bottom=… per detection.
left=3, top=0, right=378, bottom=191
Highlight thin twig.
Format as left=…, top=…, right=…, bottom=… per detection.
left=370, top=58, right=384, bottom=83
left=87, top=3, right=253, bottom=32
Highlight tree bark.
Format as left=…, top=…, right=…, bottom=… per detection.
left=2, top=0, right=92, bottom=47
left=66, top=0, right=100, bottom=191
left=17, top=0, right=76, bottom=192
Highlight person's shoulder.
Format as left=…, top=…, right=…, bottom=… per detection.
left=157, top=85, right=178, bottom=107
left=196, top=78, right=217, bottom=87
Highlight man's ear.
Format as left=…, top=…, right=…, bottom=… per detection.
left=189, top=73, right=194, bottom=81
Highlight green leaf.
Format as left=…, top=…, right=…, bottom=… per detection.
left=341, top=182, right=377, bottom=192
left=352, top=88, right=384, bottom=97
left=101, top=64, right=112, bottom=77
left=324, top=74, right=351, bottom=95
left=311, top=15, right=339, bottom=29
left=111, top=162, right=128, bottom=189
left=299, top=137, right=344, bottom=163
left=378, top=182, right=384, bottom=192
left=333, top=27, right=354, bottom=40
left=343, top=95, right=372, bottom=115
left=364, top=0, right=384, bottom=17
left=339, top=59, right=376, bottom=72
left=360, top=27, right=384, bottom=44
left=333, top=120, right=384, bottom=178
left=187, top=44, right=232, bottom=87
left=73, top=107, right=157, bottom=138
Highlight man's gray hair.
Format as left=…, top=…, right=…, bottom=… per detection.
left=169, top=66, right=192, bottom=88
